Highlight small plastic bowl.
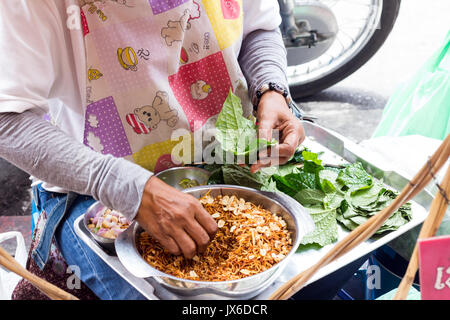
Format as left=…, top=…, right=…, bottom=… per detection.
left=155, top=167, right=211, bottom=190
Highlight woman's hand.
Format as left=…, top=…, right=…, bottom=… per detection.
left=250, top=91, right=305, bottom=173
left=135, top=176, right=218, bottom=259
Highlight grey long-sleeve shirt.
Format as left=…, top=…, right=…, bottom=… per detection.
left=0, top=28, right=289, bottom=221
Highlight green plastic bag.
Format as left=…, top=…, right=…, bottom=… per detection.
left=373, top=31, right=450, bottom=140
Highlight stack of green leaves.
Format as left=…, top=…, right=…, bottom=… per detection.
left=272, top=151, right=341, bottom=247
left=210, top=93, right=411, bottom=248
left=205, top=150, right=412, bottom=249
left=336, top=181, right=412, bottom=234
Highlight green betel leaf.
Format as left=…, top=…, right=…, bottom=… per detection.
left=215, top=90, right=277, bottom=157
left=337, top=162, right=373, bottom=194
left=272, top=175, right=299, bottom=197
left=323, top=190, right=345, bottom=210
left=336, top=211, right=360, bottom=232
left=273, top=164, right=301, bottom=177
left=349, top=181, right=386, bottom=208
left=319, top=168, right=344, bottom=190
left=221, top=164, right=271, bottom=190
left=376, top=210, right=410, bottom=234
left=302, top=152, right=324, bottom=175
left=273, top=171, right=318, bottom=197
left=302, top=151, right=323, bottom=165
left=260, top=179, right=279, bottom=193
left=294, top=189, right=326, bottom=206
left=207, top=167, right=225, bottom=185
left=321, top=179, right=336, bottom=194
left=299, top=206, right=338, bottom=247
left=289, top=147, right=311, bottom=164
left=216, top=90, right=252, bottom=132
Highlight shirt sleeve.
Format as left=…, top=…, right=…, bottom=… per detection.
left=0, top=0, right=76, bottom=114
left=242, top=0, right=282, bottom=38
left=240, top=1, right=288, bottom=105
left=0, top=111, right=153, bottom=221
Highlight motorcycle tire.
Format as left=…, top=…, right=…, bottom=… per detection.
left=289, top=0, right=401, bottom=99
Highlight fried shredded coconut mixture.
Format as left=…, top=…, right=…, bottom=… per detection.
left=138, top=193, right=293, bottom=281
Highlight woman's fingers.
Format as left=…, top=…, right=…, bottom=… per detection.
left=251, top=118, right=305, bottom=173
left=171, top=229, right=198, bottom=259
left=193, top=201, right=218, bottom=239
left=184, top=219, right=213, bottom=254
left=137, top=177, right=218, bottom=259
left=250, top=132, right=300, bottom=172
left=168, top=198, right=217, bottom=258
left=147, top=228, right=181, bottom=256
left=257, top=118, right=276, bottom=142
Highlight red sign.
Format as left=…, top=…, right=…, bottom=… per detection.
left=419, top=235, right=450, bottom=300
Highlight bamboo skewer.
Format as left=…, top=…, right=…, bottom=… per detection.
left=394, top=165, right=450, bottom=300
left=0, top=245, right=79, bottom=300
left=0, top=253, right=59, bottom=300
left=270, top=135, right=450, bottom=300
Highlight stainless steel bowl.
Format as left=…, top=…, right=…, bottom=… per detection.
left=154, top=167, right=211, bottom=190
left=115, top=185, right=315, bottom=299
left=83, top=202, right=118, bottom=253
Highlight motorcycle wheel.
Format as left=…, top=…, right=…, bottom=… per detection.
left=288, top=0, right=401, bottom=99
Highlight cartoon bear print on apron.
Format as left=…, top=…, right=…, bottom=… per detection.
left=80, top=0, right=249, bottom=172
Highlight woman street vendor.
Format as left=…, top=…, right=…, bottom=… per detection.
left=0, top=0, right=305, bottom=299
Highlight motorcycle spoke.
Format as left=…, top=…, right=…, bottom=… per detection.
left=287, top=0, right=383, bottom=85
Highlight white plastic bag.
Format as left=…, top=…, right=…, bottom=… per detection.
left=0, top=232, right=27, bottom=300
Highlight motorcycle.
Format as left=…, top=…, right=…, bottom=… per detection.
left=280, top=0, right=401, bottom=99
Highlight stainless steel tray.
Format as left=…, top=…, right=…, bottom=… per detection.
left=74, top=121, right=433, bottom=300
left=73, top=215, right=160, bottom=300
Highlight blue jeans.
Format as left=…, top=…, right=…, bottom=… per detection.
left=31, top=185, right=146, bottom=300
